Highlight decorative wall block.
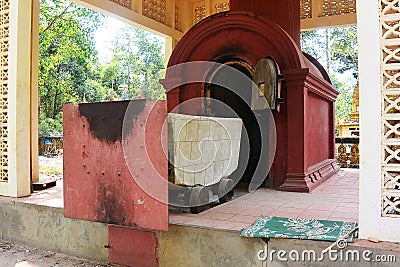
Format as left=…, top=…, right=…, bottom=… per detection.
left=380, top=0, right=400, bottom=217
left=168, top=113, right=242, bottom=186
left=321, top=0, right=356, bottom=16
left=143, top=0, right=167, bottom=24
left=109, top=0, right=131, bottom=9
left=300, top=0, right=311, bottom=19
left=0, top=0, right=9, bottom=183
left=215, top=2, right=229, bottom=14
left=194, top=5, right=206, bottom=23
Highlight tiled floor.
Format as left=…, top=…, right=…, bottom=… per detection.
left=0, top=180, right=64, bottom=208
left=0, top=169, right=359, bottom=232
left=169, top=168, right=359, bottom=231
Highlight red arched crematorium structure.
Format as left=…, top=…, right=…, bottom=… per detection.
left=161, top=8, right=339, bottom=192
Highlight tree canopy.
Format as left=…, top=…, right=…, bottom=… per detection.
left=38, top=0, right=166, bottom=136
left=101, top=26, right=165, bottom=100
left=300, top=26, right=358, bottom=78
left=300, top=26, right=358, bottom=122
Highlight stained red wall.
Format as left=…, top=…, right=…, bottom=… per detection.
left=63, top=100, right=168, bottom=231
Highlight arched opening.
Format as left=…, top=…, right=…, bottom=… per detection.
left=204, top=60, right=263, bottom=191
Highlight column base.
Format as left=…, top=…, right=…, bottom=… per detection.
left=279, top=159, right=340, bottom=192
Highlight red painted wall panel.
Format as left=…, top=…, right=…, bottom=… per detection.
left=63, top=100, right=168, bottom=231
left=305, top=92, right=331, bottom=167
left=108, top=225, right=158, bottom=267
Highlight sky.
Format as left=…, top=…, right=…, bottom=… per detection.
left=94, top=16, right=126, bottom=64
left=94, top=16, right=166, bottom=64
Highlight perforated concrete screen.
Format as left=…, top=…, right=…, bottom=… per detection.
left=110, top=0, right=131, bottom=9
left=380, top=0, right=400, bottom=217
left=321, top=0, right=355, bottom=16
left=143, top=0, right=167, bottom=24
left=300, top=0, right=311, bottom=19
left=0, top=0, right=9, bottom=183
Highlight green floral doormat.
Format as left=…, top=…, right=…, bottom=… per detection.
left=240, top=216, right=358, bottom=242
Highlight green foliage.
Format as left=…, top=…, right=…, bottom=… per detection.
left=103, top=26, right=166, bottom=100
left=38, top=112, right=63, bottom=137
left=300, top=26, right=358, bottom=78
left=329, top=26, right=358, bottom=78
left=300, top=30, right=326, bottom=63
left=300, top=26, right=358, bottom=121
left=38, top=0, right=166, bottom=137
left=39, top=0, right=105, bottom=136
left=330, top=74, right=354, bottom=121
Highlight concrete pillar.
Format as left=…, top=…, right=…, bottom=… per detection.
left=0, top=0, right=33, bottom=197
left=358, top=0, right=400, bottom=241
left=31, top=0, right=39, bottom=184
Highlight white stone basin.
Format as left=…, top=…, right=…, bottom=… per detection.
left=168, top=113, right=242, bottom=187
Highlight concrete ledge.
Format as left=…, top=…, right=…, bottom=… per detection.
left=157, top=224, right=265, bottom=266
left=159, top=224, right=400, bottom=267
left=1, top=199, right=399, bottom=266
left=0, top=199, right=108, bottom=262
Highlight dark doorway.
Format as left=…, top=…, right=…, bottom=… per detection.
left=205, top=61, right=263, bottom=188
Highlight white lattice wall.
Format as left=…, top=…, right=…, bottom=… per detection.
left=0, top=0, right=9, bottom=183
left=0, top=0, right=32, bottom=197
left=380, top=0, right=400, bottom=217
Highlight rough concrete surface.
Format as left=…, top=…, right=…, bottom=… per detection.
left=0, top=201, right=109, bottom=262
left=158, top=224, right=265, bottom=267
left=0, top=241, right=117, bottom=267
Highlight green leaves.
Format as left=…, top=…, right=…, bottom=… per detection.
left=300, top=26, right=358, bottom=123
left=38, top=0, right=166, bottom=137
left=300, top=26, right=358, bottom=77
left=329, top=26, right=358, bottom=78
left=105, top=26, right=166, bottom=100
left=39, top=0, right=105, bottom=136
